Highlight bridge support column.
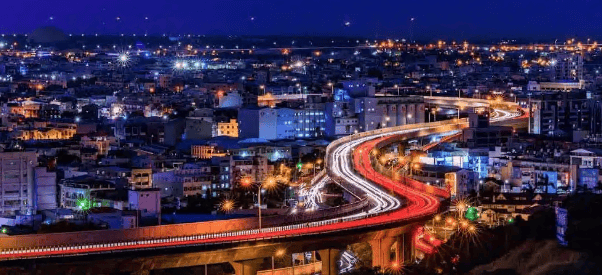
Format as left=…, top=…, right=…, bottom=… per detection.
left=231, top=259, right=264, bottom=275
left=318, top=248, right=340, bottom=275
left=393, top=233, right=414, bottom=264
left=369, top=237, right=396, bottom=269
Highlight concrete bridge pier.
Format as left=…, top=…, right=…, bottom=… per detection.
left=394, top=233, right=414, bottom=264
left=369, top=236, right=396, bottom=268
left=318, top=248, right=340, bottom=275
left=369, top=232, right=415, bottom=268
left=231, top=258, right=264, bottom=275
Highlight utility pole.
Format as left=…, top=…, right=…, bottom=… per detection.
left=258, top=185, right=262, bottom=230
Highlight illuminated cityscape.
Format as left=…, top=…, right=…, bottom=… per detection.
left=1, top=1, right=602, bottom=275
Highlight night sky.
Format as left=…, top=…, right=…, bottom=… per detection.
left=2, top=0, right=602, bottom=40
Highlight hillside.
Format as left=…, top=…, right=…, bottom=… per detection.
left=469, top=240, right=601, bottom=275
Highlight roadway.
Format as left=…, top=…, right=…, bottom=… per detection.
left=0, top=97, right=520, bottom=264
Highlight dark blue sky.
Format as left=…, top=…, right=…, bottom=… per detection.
left=3, top=0, right=602, bottom=40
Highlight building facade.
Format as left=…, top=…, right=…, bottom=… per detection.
left=0, top=151, right=37, bottom=215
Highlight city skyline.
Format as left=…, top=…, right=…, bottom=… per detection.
left=2, top=0, right=602, bottom=40
left=1, top=2, right=602, bottom=274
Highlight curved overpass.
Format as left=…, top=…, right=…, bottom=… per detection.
left=0, top=98, right=519, bottom=262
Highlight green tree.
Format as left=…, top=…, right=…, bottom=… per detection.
left=465, top=206, right=479, bottom=221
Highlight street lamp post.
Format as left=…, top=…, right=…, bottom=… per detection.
left=242, top=177, right=276, bottom=230
left=273, top=249, right=285, bottom=275
left=258, top=185, right=263, bottom=230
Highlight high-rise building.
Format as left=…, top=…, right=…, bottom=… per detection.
left=0, top=151, right=54, bottom=215
left=549, top=53, right=583, bottom=82
left=529, top=91, right=591, bottom=138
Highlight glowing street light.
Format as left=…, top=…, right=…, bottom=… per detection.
left=242, top=176, right=280, bottom=230
left=272, top=249, right=286, bottom=274
left=115, top=52, right=132, bottom=68
left=219, top=199, right=235, bottom=213
left=468, top=225, right=476, bottom=233
left=275, top=249, right=286, bottom=257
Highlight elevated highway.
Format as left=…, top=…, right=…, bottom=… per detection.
left=0, top=97, right=521, bottom=274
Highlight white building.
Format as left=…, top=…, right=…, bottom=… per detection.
left=34, top=167, right=57, bottom=211
left=0, top=151, right=41, bottom=215
left=218, top=91, right=243, bottom=108
left=59, top=177, right=114, bottom=210
left=238, top=107, right=325, bottom=140
left=128, top=189, right=161, bottom=220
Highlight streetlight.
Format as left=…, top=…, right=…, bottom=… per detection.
left=432, top=214, right=441, bottom=228
left=313, top=159, right=323, bottom=177
left=259, top=85, right=266, bottom=95
left=327, top=82, right=334, bottom=94
left=219, top=199, right=235, bottom=213
left=273, top=249, right=285, bottom=275
left=241, top=176, right=278, bottom=230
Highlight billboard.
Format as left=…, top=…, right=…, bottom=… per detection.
left=555, top=207, right=568, bottom=246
